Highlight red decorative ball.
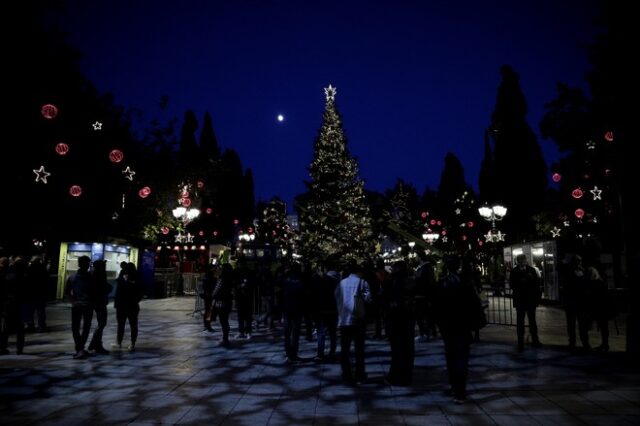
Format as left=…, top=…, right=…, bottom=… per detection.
left=197, top=180, right=205, bottom=189
left=161, top=227, right=170, bottom=235
left=461, top=235, right=467, bottom=241
left=233, top=219, right=239, bottom=225
left=604, top=131, right=614, bottom=142
left=574, top=208, right=585, bottom=219
left=41, top=104, right=58, bottom=119
left=55, top=142, right=69, bottom=156
left=206, top=208, right=213, bottom=214
left=429, top=219, right=436, bottom=225
left=421, top=211, right=427, bottom=219
left=552, top=173, right=561, bottom=183
left=571, top=188, right=583, bottom=199
left=213, top=231, right=218, bottom=236
left=198, top=231, right=204, bottom=236
left=181, top=197, right=191, bottom=207
left=441, top=230, right=447, bottom=235
left=139, top=186, right=151, bottom=198
left=69, top=185, right=82, bottom=197
left=467, top=221, right=474, bottom=228
left=109, top=149, right=124, bottom=163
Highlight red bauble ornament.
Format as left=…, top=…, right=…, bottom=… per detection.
left=461, top=235, right=468, bottom=241
left=437, top=220, right=442, bottom=226
left=206, top=208, right=213, bottom=214
left=181, top=197, right=191, bottom=207
left=552, top=173, right=561, bottom=183
left=575, top=208, right=585, bottom=219
left=198, top=231, right=204, bottom=236
left=429, top=219, right=436, bottom=225
left=109, top=149, right=124, bottom=163
left=213, top=231, right=218, bottom=236
left=571, top=188, right=583, bottom=199
left=467, top=221, right=474, bottom=228
left=197, top=180, right=205, bottom=189
left=55, top=142, right=69, bottom=156
left=604, top=131, right=614, bottom=142
left=41, top=104, right=58, bottom=119
left=441, top=230, right=447, bottom=235
left=69, top=185, right=82, bottom=197
left=139, top=186, right=151, bottom=198
left=421, top=211, right=427, bottom=219
left=161, top=227, right=170, bottom=235
left=233, top=219, right=239, bottom=225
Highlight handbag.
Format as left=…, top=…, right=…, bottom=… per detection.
left=353, top=279, right=367, bottom=322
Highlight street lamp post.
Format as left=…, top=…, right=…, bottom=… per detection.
left=478, top=204, right=507, bottom=242
left=172, top=206, right=201, bottom=224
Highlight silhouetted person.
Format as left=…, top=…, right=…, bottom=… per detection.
left=1, top=257, right=27, bottom=355
left=383, top=260, right=415, bottom=386
left=65, top=255, right=93, bottom=359
left=414, top=250, right=436, bottom=341
left=432, top=254, right=478, bottom=403
left=562, top=254, right=592, bottom=351
left=282, top=262, right=306, bottom=362
left=88, top=260, right=112, bottom=354
left=510, top=254, right=542, bottom=351
left=314, top=264, right=339, bottom=361
left=25, top=255, right=49, bottom=332
left=113, top=262, right=143, bottom=352
left=211, top=263, right=234, bottom=346
left=583, top=254, right=613, bottom=351
left=201, top=264, right=216, bottom=332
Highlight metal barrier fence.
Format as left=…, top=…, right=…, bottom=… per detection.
left=484, top=286, right=516, bottom=326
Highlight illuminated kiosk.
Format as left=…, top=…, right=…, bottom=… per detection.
left=56, top=242, right=139, bottom=299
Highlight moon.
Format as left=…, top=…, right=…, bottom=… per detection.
left=277, top=114, right=284, bottom=122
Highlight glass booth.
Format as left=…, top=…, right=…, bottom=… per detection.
left=56, top=242, right=138, bottom=299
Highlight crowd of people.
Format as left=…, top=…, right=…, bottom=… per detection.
left=1, top=248, right=619, bottom=405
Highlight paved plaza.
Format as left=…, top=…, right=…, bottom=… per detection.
left=1, top=297, right=638, bottom=425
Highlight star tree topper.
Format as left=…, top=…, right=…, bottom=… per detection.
left=324, top=84, right=337, bottom=102
left=33, top=165, right=51, bottom=184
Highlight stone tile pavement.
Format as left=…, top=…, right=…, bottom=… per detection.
left=1, top=297, right=638, bottom=425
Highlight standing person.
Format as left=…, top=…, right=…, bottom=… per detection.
left=1, top=257, right=27, bottom=355
left=314, top=263, right=339, bottom=362
left=583, top=254, right=614, bottom=351
left=413, top=251, right=436, bottom=342
left=234, top=260, right=255, bottom=339
left=113, top=262, right=143, bottom=352
left=281, top=262, right=306, bottom=362
left=25, top=256, right=49, bottom=332
left=383, top=260, right=416, bottom=386
left=432, top=254, right=479, bottom=404
left=509, top=254, right=543, bottom=352
left=335, top=262, right=371, bottom=384
left=372, top=259, right=391, bottom=339
left=201, top=264, right=216, bottom=333
left=88, top=260, right=112, bottom=354
left=561, top=254, right=592, bottom=351
left=65, top=255, right=93, bottom=359
left=211, top=263, right=234, bottom=346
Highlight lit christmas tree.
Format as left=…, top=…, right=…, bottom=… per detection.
left=298, top=85, right=374, bottom=267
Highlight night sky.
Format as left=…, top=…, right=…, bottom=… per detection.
left=54, top=0, right=601, bottom=212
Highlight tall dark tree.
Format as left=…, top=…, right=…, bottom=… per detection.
left=200, top=111, right=221, bottom=162
left=478, top=129, right=499, bottom=204
left=436, top=153, right=478, bottom=253
left=490, top=65, right=548, bottom=242
left=297, top=85, right=374, bottom=267
left=178, top=110, right=199, bottom=170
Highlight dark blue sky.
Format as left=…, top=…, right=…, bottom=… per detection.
left=58, top=0, right=601, bottom=212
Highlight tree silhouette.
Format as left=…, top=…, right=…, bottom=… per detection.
left=489, top=65, right=548, bottom=242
